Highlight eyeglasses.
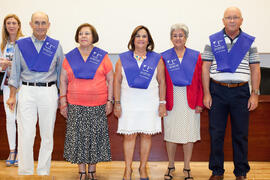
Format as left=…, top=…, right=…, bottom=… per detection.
left=224, top=16, right=241, bottom=21
left=33, top=21, right=48, bottom=27
left=172, top=34, right=185, bottom=39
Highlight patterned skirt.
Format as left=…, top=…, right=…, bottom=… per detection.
left=64, top=104, right=112, bottom=164
left=164, top=86, right=200, bottom=143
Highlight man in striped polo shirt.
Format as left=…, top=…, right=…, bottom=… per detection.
left=202, top=7, right=260, bottom=180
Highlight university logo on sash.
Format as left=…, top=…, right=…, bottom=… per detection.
left=17, top=36, right=59, bottom=72
left=66, top=47, right=107, bottom=79
left=210, top=30, right=255, bottom=73
left=120, top=51, right=161, bottom=89
left=162, top=48, right=199, bottom=86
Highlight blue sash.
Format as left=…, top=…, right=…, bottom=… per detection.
left=210, top=30, right=255, bottom=73
left=162, top=48, right=199, bottom=86
left=65, top=47, right=107, bottom=79
left=17, top=36, right=59, bottom=72
left=120, top=51, right=161, bottom=89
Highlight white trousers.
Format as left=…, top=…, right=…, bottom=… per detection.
left=17, top=85, right=58, bottom=175
left=3, top=85, right=17, bottom=150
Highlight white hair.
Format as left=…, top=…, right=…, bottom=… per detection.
left=170, top=23, right=189, bottom=38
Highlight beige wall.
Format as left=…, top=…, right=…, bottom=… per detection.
left=0, top=0, right=269, bottom=53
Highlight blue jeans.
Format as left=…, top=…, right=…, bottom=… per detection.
left=208, top=80, right=250, bottom=177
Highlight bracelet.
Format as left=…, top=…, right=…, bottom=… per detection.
left=159, top=100, right=166, bottom=104
left=115, top=100, right=121, bottom=104
left=107, top=99, right=113, bottom=103
left=60, top=105, right=67, bottom=109
left=59, top=95, right=67, bottom=99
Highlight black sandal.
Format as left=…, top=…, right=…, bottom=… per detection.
left=183, top=169, right=193, bottom=180
left=164, top=167, right=175, bottom=180
left=79, top=172, right=86, bottom=180
left=88, top=171, right=97, bottom=180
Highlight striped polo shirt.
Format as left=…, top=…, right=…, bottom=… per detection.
left=201, top=29, right=260, bottom=82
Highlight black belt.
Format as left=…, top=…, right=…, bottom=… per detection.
left=22, top=81, right=56, bottom=87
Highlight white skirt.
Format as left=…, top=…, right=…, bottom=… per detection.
left=117, top=66, right=161, bottom=135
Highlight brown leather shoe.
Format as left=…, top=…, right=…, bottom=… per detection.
left=236, top=176, right=246, bottom=180
left=209, top=175, right=224, bottom=180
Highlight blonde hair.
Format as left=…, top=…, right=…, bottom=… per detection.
left=1, top=14, right=24, bottom=53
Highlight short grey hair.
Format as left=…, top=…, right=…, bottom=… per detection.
left=170, top=23, right=189, bottom=38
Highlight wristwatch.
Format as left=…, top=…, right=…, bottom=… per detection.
left=251, top=89, right=260, bottom=95
left=114, top=100, right=121, bottom=104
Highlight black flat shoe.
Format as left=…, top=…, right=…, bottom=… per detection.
left=183, top=168, right=193, bottom=180
left=164, top=167, right=175, bottom=180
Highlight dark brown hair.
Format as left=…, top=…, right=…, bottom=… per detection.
left=128, top=25, right=154, bottom=51
left=75, top=23, right=99, bottom=44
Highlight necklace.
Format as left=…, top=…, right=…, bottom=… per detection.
left=134, top=54, right=146, bottom=61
